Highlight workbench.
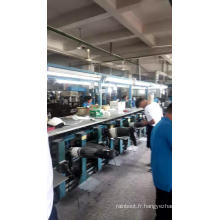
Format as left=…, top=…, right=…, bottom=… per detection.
left=49, top=107, right=144, bottom=200
left=48, top=108, right=143, bottom=138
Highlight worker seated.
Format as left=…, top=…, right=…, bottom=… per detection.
left=82, top=96, right=93, bottom=108
left=121, top=95, right=129, bottom=108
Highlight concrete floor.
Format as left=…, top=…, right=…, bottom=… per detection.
left=57, top=139, right=156, bottom=220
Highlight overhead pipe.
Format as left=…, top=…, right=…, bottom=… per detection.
left=102, top=46, right=172, bottom=63
left=48, top=47, right=130, bottom=71
left=47, top=25, right=137, bottom=65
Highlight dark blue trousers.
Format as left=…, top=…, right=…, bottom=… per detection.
left=48, top=205, right=58, bottom=220
left=146, top=125, right=153, bottom=149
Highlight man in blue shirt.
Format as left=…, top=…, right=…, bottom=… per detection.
left=151, top=104, right=172, bottom=220
left=82, top=96, right=93, bottom=108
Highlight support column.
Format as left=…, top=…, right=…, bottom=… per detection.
left=137, top=59, right=141, bottom=80
left=98, top=81, right=102, bottom=106
left=56, top=139, right=66, bottom=199
left=155, top=71, right=159, bottom=83
left=77, top=131, right=87, bottom=183
left=145, top=87, right=148, bottom=99
left=129, top=85, right=132, bottom=108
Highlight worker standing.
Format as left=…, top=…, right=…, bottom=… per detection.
left=82, top=96, right=93, bottom=108
left=151, top=104, right=172, bottom=220
left=135, top=94, right=163, bottom=149
left=47, top=140, right=59, bottom=220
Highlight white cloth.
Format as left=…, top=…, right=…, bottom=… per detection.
left=144, top=102, right=163, bottom=126
left=47, top=142, right=54, bottom=219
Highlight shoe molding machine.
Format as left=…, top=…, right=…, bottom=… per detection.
left=48, top=110, right=146, bottom=202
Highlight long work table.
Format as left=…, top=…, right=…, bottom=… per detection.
left=48, top=108, right=143, bottom=138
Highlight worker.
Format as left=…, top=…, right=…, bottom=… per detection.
left=135, top=94, right=163, bottom=149
left=47, top=140, right=59, bottom=220
left=151, top=104, right=172, bottom=220
left=121, top=95, right=128, bottom=102
left=154, top=97, right=159, bottom=103
left=121, top=95, right=129, bottom=108
left=82, top=96, right=92, bottom=108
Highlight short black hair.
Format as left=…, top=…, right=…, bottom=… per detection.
left=135, top=97, right=145, bottom=108
left=85, top=96, right=92, bottom=101
left=122, top=95, right=127, bottom=99
left=167, top=103, right=172, bottom=114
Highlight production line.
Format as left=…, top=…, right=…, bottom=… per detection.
left=48, top=108, right=144, bottom=137
left=47, top=65, right=170, bottom=204
left=48, top=107, right=146, bottom=202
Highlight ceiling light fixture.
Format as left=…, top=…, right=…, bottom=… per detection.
left=105, top=76, right=132, bottom=85
left=132, top=86, right=146, bottom=90
left=135, top=80, right=151, bottom=87
left=116, top=84, right=129, bottom=88
left=86, top=48, right=92, bottom=62
left=102, top=83, right=117, bottom=90
left=121, top=60, right=126, bottom=71
left=47, top=67, right=101, bottom=81
left=56, top=79, right=91, bottom=86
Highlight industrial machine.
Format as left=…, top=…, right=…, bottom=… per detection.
left=49, top=110, right=146, bottom=201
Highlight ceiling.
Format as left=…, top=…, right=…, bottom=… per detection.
left=47, top=0, right=172, bottom=82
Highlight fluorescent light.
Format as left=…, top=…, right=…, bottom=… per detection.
left=105, top=76, right=132, bottom=85
left=138, top=89, right=146, bottom=95
left=47, top=67, right=101, bottom=81
left=150, top=84, right=168, bottom=89
left=133, top=86, right=146, bottom=90
left=56, top=79, right=91, bottom=86
left=117, top=84, right=129, bottom=88
left=150, top=83, right=159, bottom=89
left=94, top=82, right=99, bottom=87
left=107, top=87, right=112, bottom=94
left=48, top=70, right=98, bottom=81
left=135, top=80, right=151, bottom=87
left=102, top=83, right=117, bottom=90
left=161, top=85, right=168, bottom=89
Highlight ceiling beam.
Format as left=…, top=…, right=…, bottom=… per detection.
left=116, top=0, right=142, bottom=8
left=63, top=29, right=136, bottom=50
left=86, top=30, right=136, bottom=46
left=47, top=38, right=64, bottom=51
left=124, top=46, right=172, bottom=59
left=60, top=13, right=111, bottom=31
left=108, top=43, right=148, bottom=54
left=48, top=4, right=110, bottom=30
left=143, top=19, right=172, bottom=34
left=116, top=0, right=142, bottom=12
left=94, top=0, right=156, bottom=47
left=155, top=35, right=172, bottom=46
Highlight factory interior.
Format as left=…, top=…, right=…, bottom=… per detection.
left=47, top=0, right=172, bottom=220
left=3, top=0, right=220, bottom=220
